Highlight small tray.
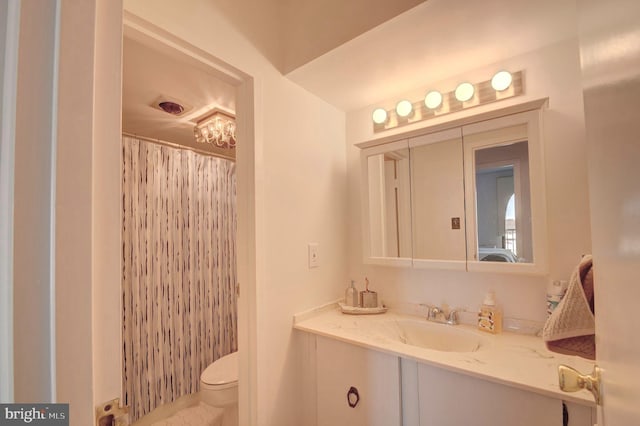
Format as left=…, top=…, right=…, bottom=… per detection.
left=339, top=303, right=388, bottom=315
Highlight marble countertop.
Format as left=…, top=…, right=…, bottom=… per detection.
left=293, top=303, right=596, bottom=407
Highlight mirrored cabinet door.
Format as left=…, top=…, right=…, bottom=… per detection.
left=409, top=128, right=466, bottom=270
left=361, top=140, right=412, bottom=266
left=463, top=110, right=548, bottom=274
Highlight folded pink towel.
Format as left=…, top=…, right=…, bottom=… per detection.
left=542, top=255, right=595, bottom=360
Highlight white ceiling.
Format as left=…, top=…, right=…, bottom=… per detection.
left=122, top=0, right=579, bottom=149
left=121, top=0, right=424, bottom=152
left=122, top=36, right=237, bottom=157
left=204, top=0, right=425, bottom=73
left=287, top=0, right=579, bottom=111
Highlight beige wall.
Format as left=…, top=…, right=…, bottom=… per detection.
left=347, top=38, right=592, bottom=322
left=577, top=0, right=640, bottom=422
left=6, top=1, right=122, bottom=418
left=0, top=0, right=18, bottom=402
left=54, top=0, right=123, bottom=423
left=92, top=0, right=124, bottom=409
left=55, top=0, right=95, bottom=420
left=13, top=0, right=58, bottom=402
left=123, top=1, right=348, bottom=425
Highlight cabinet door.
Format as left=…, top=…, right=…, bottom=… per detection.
left=563, top=401, right=596, bottom=426
left=316, top=336, right=401, bottom=426
left=417, top=363, right=561, bottom=426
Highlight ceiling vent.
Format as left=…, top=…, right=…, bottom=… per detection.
left=150, top=95, right=192, bottom=116
left=158, top=101, right=184, bottom=115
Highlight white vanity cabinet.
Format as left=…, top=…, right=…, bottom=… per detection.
left=315, top=336, right=402, bottom=426
left=563, top=401, right=596, bottom=426
left=401, top=359, right=594, bottom=426
left=295, top=310, right=596, bottom=426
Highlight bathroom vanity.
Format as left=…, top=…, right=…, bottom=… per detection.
left=294, top=305, right=596, bottom=426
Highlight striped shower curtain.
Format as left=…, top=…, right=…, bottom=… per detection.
left=121, top=136, right=238, bottom=421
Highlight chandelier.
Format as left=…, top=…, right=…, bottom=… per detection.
left=194, top=110, right=236, bottom=148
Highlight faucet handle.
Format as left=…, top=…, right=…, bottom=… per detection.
left=427, top=306, right=441, bottom=320
left=447, top=310, right=459, bottom=325
left=420, top=303, right=433, bottom=314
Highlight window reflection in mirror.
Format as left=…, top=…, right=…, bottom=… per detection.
left=474, top=141, right=532, bottom=263
left=366, top=147, right=412, bottom=258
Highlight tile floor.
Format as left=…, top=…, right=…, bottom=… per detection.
left=150, top=403, right=223, bottom=426
left=131, top=393, right=225, bottom=426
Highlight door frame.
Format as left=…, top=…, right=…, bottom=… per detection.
left=121, top=12, right=258, bottom=424
left=0, top=0, right=21, bottom=403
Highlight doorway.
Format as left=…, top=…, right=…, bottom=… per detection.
left=119, top=13, right=256, bottom=424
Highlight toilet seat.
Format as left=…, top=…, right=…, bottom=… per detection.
left=201, top=352, right=238, bottom=390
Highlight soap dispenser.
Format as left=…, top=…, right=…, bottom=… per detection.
left=478, top=291, right=502, bottom=334
left=345, top=280, right=359, bottom=307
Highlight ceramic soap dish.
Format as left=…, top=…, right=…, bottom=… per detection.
left=339, top=303, right=388, bottom=315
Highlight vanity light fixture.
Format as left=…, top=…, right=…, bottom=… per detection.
left=396, top=100, right=414, bottom=118
left=491, top=70, right=513, bottom=91
left=424, top=90, right=443, bottom=109
left=455, top=82, right=475, bottom=102
left=370, top=70, right=524, bottom=131
left=372, top=108, right=388, bottom=124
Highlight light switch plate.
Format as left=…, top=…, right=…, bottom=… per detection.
left=308, top=243, right=319, bottom=268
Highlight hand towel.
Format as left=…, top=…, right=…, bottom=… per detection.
left=542, top=255, right=595, bottom=359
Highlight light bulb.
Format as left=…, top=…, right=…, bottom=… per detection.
left=424, top=91, right=443, bottom=109
left=372, top=108, right=388, bottom=124
left=396, top=100, right=413, bottom=117
left=491, top=70, right=513, bottom=91
left=455, top=82, right=475, bottom=102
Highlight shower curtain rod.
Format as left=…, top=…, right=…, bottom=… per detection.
left=122, top=132, right=236, bottom=162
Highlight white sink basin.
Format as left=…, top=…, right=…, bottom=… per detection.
left=385, top=319, right=486, bottom=352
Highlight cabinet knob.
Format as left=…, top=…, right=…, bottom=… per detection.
left=347, top=386, right=360, bottom=408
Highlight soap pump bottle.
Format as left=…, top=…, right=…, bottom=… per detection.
left=546, top=280, right=569, bottom=317
left=478, top=291, right=502, bottom=334
left=345, top=280, right=359, bottom=307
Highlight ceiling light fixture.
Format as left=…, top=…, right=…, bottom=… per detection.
left=424, top=90, right=443, bottom=109
left=491, top=70, right=513, bottom=91
left=194, top=111, right=236, bottom=148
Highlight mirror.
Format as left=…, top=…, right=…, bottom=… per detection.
left=362, top=140, right=412, bottom=263
left=409, top=129, right=466, bottom=269
left=359, top=108, right=548, bottom=274
left=473, top=141, right=531, bottom=263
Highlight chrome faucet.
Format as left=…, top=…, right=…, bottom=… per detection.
left=427, top=306, right=459, bottom=325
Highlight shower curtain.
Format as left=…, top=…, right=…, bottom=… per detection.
left=121, top=136, right=237, bottom=421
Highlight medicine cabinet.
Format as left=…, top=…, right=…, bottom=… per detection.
left=359, top=104, right=548, bottom=274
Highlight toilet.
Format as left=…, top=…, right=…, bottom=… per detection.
left=200, top=351, right=239, bottom=426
